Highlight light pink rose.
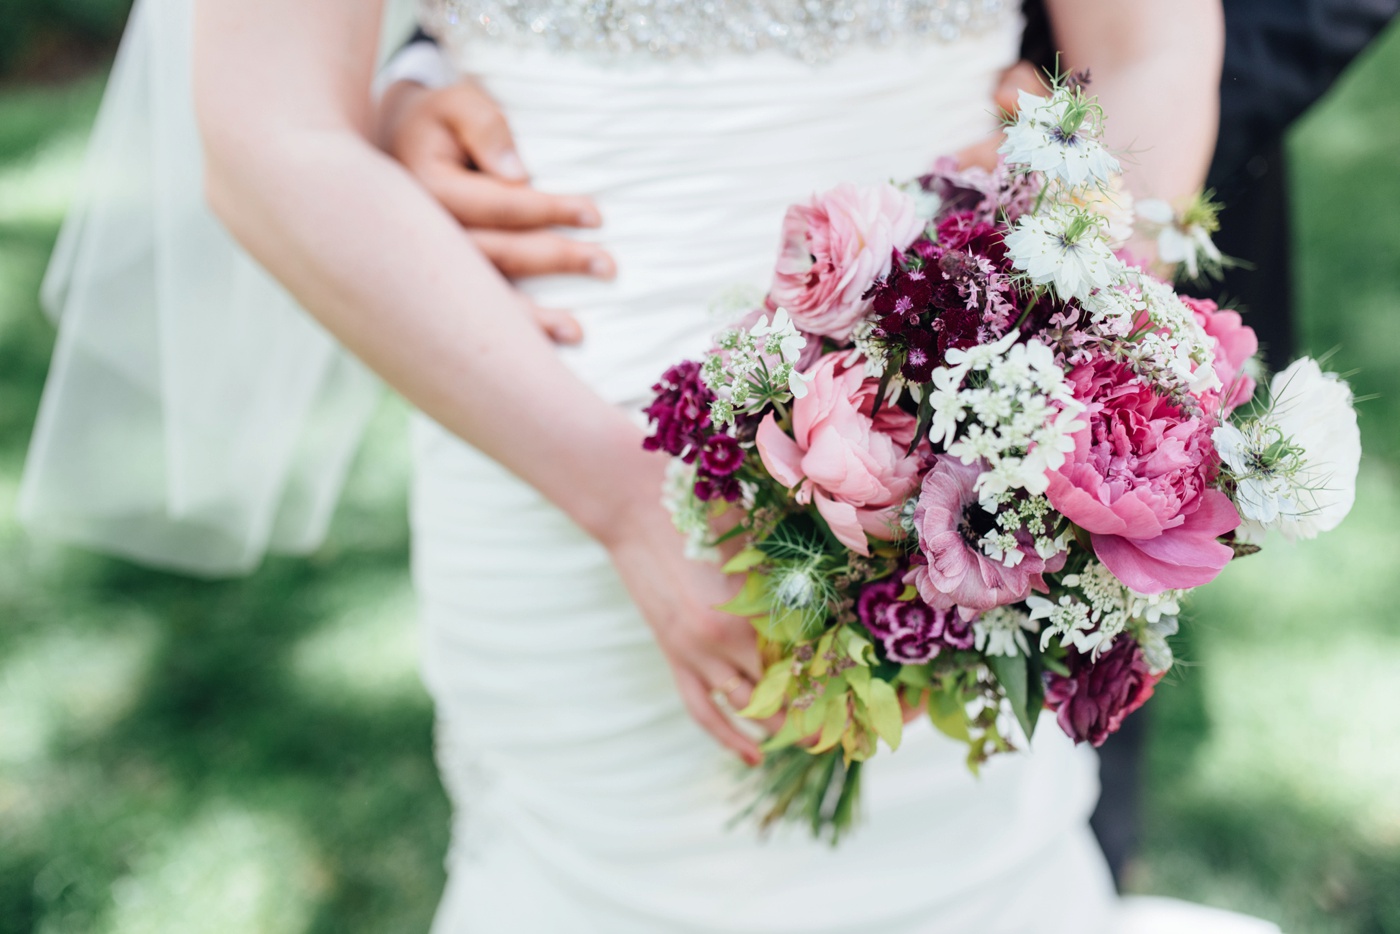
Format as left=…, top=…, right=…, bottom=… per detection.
left=1046, top=356, right=1241, bottom=593
left=1184, top=296, right=1258, bottom=413
left=908, top=456, right=1063, bottom=618
left=768, top=182, right=924, bottom=342
left=755, top=352, right=922, bottom=556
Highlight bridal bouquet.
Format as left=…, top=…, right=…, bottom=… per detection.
left=642, top=74, right=1362, bottom=840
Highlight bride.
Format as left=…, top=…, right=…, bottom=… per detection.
left=21, top=0, right=1281, bottom=930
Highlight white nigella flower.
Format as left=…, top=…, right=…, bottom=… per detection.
left=1136, top=196, right=1225, bottom=281
left=1217, top=357, right=1361, bottom=542
left=974, top=606, right=1039, bottom=658
left=1004, top=206, right=1123, bottom=303
left=999, top=88, right=1122, bottom=188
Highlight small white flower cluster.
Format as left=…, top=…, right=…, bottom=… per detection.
left=661, top=459, right=719, bottom=561
left=1214, top=357, right=1361, bottom=543
left=978, top=491, right=1070, bottom=568
left=850, top=319, right=892, bottom=379
left=1082, top=271, right=1220, bottom=396
left=928, top=331, right=1086, bottom=502
left=974, top=605, right=1039, bottom=658
left=1000, top=88, right=1121, bottom=189
left=1027, top=561, right=1183, bottom=660
left=702, top=308, right=811, bottom=427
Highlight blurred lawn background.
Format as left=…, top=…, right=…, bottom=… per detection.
left=1, top=7, right=1398, bottom=934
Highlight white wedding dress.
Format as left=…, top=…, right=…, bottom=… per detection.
left=405, top=3, right=1280, bottom=932
left=17, top=0, right=1282, bottom=930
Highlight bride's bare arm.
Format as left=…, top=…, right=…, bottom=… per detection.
left=192, top=0, right=764, bottom=763
left=1047, top=0, right=1225, bottom=201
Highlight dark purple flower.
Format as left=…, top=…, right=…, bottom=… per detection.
left=1044, top=639, right=1161, bottom=747
left=854, top=575, right=975, bottom=664
left=939, top=612, right=976, bottom=650
left=643, top=361, right=714, bottom=461
left=694, top=474, right=741, bottom=503
left=699, top=434, right=744, bottom=477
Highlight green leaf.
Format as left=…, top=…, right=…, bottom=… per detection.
left=865, top=677, right=904, bottom=750
left=721, top=547, right=768, bottom=575
left=716, top=573, right=771, bottom=618
left=1023, top=650, right=1046, bottom=742
left=927, top=687, right=971, bottom=743
left=988, top=653, right=1034, bottom=740
left=760, top=716, right=805, bottom=753
left=810, top=690, right=850, bottom=754
left=765, top=606, right=806, bottom=643
left=739, top=662, right=791, bottom=720
left=845, top=665, right=872, bottom=706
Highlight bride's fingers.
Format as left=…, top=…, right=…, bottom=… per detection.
left=471, top=229, right=616, bottom=280
left=427, top=166, right=602, bottom=231
left=524, top=302, right=583, bottom=345
left=676, top=668, right=763, bottom=766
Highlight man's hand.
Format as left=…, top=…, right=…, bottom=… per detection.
left=378, top=78, right=619, bottom=344
left=953, top=60, right=1045, bottom=171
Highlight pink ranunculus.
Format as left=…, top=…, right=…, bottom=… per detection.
left=755, top=352, right=923, bottom=556
left=907, top=456, right=1063, bottom=617
left=1184, top=296, right=1258, bottom=413
left=1046, top=356, right=1241, bottom=593
left=768, top=182, right=924, bottom=342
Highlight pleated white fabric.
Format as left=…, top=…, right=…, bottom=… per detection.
left=407, top=24, right=1275, bottom=934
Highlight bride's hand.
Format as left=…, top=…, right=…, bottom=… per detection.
left=600, top=461, right=767, bottom=767
left=376, top=78, right=618, bottom=343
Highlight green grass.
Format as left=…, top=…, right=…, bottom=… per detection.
left=2, top=25, right=1400, bottom=934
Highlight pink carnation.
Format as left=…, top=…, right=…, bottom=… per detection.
left=907, top=456, right=1062, bottom=617
left=1184, top=296, right=1258, bottom=413
left=755, top=352, right=922, bottom=556
left=768, top=182, right=923, bottom=342
left=1046, top=356, right=1241, bottom=593
left=1045, top=638, right=1160, bottom=747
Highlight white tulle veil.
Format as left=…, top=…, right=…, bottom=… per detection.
left=18, top=0, right=419, bottom=576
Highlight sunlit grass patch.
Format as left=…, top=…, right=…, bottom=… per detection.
left=289, top=574, right=424, bottom=708
left=98, top=805, right=322, bottom=934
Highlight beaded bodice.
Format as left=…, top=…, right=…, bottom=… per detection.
left=419, top=0, right=1017, bottom=65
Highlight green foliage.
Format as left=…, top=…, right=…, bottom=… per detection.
left=0, top=0, right=133, bottom=77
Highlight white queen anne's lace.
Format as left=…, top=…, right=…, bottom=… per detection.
left=422, top=0, right=1013, bottom=64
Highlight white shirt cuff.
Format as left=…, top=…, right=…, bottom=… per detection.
left=373, top=40, right=458, bottom=99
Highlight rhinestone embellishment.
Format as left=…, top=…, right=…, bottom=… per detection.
left=421, top=0, right=1015, bottom=64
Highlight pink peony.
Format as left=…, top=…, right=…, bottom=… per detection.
left=1046, top=356, right=1241, bottom=593
left=755, top=353, right=922, bottom=556
left=1184, top=296, right=1258, bottom=413
left=907, top=456, right=1062, bottom=617
left=768, top=182, right=924, bottom=342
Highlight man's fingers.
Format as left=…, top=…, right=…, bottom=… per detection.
left=471, top=230, right=615, bottom=280
left=995, top=60, right=1046, bottom=117
left=526, top=302, right=583, bottom=345
left=436, top=81, right=530, bottom=183
left=677, top=669, right=763, bottom=766
left=428, top=168, right=602, bottom=230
